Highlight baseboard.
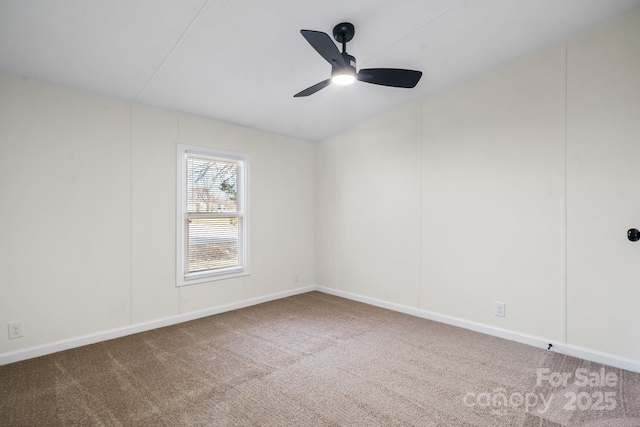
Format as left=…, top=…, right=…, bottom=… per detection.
left=0, top=285, right=315, bottom=366
left=315, top=286, right=640, bottom=374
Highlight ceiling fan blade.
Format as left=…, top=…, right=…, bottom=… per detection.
left=357, top=68, right=422, bottom=88
left=294, top=79, right=332, bottom=97
left=301, top=30, right=346, bottom=67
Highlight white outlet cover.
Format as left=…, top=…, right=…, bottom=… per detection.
left=8, top=321, right=23, bottom=339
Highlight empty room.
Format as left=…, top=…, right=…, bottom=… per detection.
left=1, top=1, right=639, bottom=426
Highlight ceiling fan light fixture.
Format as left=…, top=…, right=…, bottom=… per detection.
left=331, top=68, right=356, bottom=85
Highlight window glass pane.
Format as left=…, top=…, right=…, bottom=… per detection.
left=187, top=217, right=240, bottom=273
left=186, top=156, right=238, bottom=213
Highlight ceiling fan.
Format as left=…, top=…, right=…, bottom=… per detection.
left=294, top=22, right=422, bottom=97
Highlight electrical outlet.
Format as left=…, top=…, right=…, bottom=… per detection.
left=8, top=321, right=23, bottom=339
left=293, top=273, right=299, bottom=283
left=495, top=302, right=506, bottom=317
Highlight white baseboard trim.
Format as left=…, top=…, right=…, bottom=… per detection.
left=0, top=285, right=315, bottom=366
left=315, top=286, right=640, bottom=373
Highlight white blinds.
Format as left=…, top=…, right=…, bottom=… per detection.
left=187, top=217, right=242, bottom=273
left=185, top=154, right=244, bottom=274
left=186, top=155, right=239, bottom=214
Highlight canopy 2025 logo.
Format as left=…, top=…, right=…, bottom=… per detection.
left=537, top=367, right=618, bottom=411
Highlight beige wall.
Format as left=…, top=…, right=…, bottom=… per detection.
left=565, top=12, right=640, bottom=359
left=319, top=105, right=423, bottom=307
left=316, top=10, right=640, bottom=360
left=1, top=79, right=132, bottom=350
left=0, top=78, right=315, bottom=354
left=420, top=45, right=564, bottom=341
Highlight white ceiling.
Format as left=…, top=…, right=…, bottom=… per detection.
left=1, top=0, right=639, bottom=142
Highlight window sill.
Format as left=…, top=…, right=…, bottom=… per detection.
left=177, top=269, right=250, bottom=287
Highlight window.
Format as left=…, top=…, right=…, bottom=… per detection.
left=177, top=145, right=249, bottom=285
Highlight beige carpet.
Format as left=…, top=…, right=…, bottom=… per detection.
left=1, top=291, right=638, bottom=426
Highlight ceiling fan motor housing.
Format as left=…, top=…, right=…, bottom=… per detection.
left=336, top=53, right=356, bottom=71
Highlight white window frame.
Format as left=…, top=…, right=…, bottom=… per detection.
left=176, top=144, right=250, bottom=286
